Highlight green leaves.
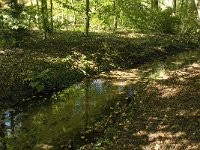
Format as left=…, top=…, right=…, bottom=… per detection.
left=29, top=81, right=45, bottom=92
left=25, top=69, right=50, bottom=93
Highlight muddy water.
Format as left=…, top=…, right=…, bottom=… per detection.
left=0, top=49, right=199, bottom=150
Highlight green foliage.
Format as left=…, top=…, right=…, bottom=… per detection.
left=94, top=138, right=112, bottom=149
left=1, top=0, right=199, bottom=37
left=104, top=127, right=118, bottom=140
left=153, top=8, right=181, bottom=34
left=25, top=69, right=50, bottom=93
left=93, top=41, right=119, bottom=72
left=0, top=3, right=31, bottom=47
left=80, top=55, right=91, bottom=75
left=120, top=2, right=180, bottom=34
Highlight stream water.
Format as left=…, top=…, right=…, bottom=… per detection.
left=0, top=79, right=133, bottom=149
left=0, top=49, right=200, bottom=150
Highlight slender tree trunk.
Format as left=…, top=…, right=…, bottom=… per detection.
left=114, top=16, right=118, bottom=32
left=113, top=0, right=118, bottom=32
left=180, top=0, right=189, bottom=17
left=85, top=0, right=90, bottom=36
left=73, top=11, right=76, bottom=25
left=151, top=0, right=158, bottom=9
left=11, top=0, right=18, bottom=8
left=50, top=0, right=54, bottom=32
left=61, top=0, right=64, bottom=24
left=173, top=0, right=177, bottom=13
left=181, top=0, right=185, bottom=9
left=30, top=0, right=33, bottom=6
left=36, top=0, right=40, bottom=27
left=195, top=0, right=200, bottom=19
left=72, top=0, right=76, bottom=25
left=61, top=9, right=64, bottom=24
left=28, top=0, right=34, bottom=29
left=41, top=0, right=49, bottom=39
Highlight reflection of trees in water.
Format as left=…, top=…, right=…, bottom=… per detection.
left=0, top=111, right=7, bottom=149
left=0, top=78, right=131, bottom=148
left=84, top=80, right=90, bottom=131
left=0, top=109, right=17, bottom=149
left=4, top=110, right=16, bottom=136
left=91, top=79, right=103, bottom=93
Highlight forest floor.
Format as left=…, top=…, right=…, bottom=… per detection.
left=0, top=31, right=200, bottom=149
left=0, top=31, right=199, bottom=107
left=79, top=50, right=200, bottom=149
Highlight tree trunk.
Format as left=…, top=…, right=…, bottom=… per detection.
left=41, top=0, right=49, bottom=39
left=11, top=0, right=18, bottom=8
left=180, top=0, right=185, bottom=9
left=113, top=0, right=118, bottom=32
left=151, top=0, right=158, bottom=9
left=180, top=0, right=189, bottom=17
left=36, top=0, right=40, bottom=26
left=173, top=0, right=176, bottom=13
left=114, top=16, right=118, bottom=32
left=85, top=0, right=90, bottom=36
left=50, top=0, right=54, bottom=32
left=195, top=0, right=200, bottom=19
left=72, top=0, right=76, bottom=25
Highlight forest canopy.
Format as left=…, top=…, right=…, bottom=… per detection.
left=0, top=0, right=200, bottom=43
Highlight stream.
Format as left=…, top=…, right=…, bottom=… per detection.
left=0, top=49, right=200, bottom=150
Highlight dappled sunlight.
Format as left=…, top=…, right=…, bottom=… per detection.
left=32, top=51, right=97, bottom=73
left=108, top=80, right=130, bottom=89
left=176, top=109, right=199, bottom=117
left=169, top=62, right=200, bottom=79
left=99, top=69, right=143, bottom=93
left=95, top=50, right=200, bottom=149
left=36, top=144, right=54, bottom=150
left=1, top=0, right=200, bottom=148
left=156, top=70, right=169, bottom=79
left=100, top=69, right=141, bottom=84
left=143, top=138, right=196, bottom=150
left=189, top=63, right=200, bottom=68
left=33, top=56, right=66, bottom=64
left=116, top=30, right=147, bottom=38
left=150, top=69, right=170, bottom=80
left=1, top=33, right=199, bottom=150
left=147, top=131, right=186, bottom=141
left=154, top=84, right=182, bottom=98
left=133, top=130, right=148, bottom=137
left=144, top=55, right=200, bottom=99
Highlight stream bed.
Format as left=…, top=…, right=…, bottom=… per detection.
left=0, top=49, right=200, bottom=150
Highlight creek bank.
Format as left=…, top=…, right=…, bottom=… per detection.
left=0, top=47, right=199, bottom=149
left=78, top=49, right=200, bottom=149
left=0, top=31, right=199, bottom=107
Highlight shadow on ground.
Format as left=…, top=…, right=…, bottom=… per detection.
left=80, top=49, right=200, bottom=149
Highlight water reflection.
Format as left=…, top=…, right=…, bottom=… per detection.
left=125, top=86, right=134, bottom=99
left=1, top=79, right=128, bottom=149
